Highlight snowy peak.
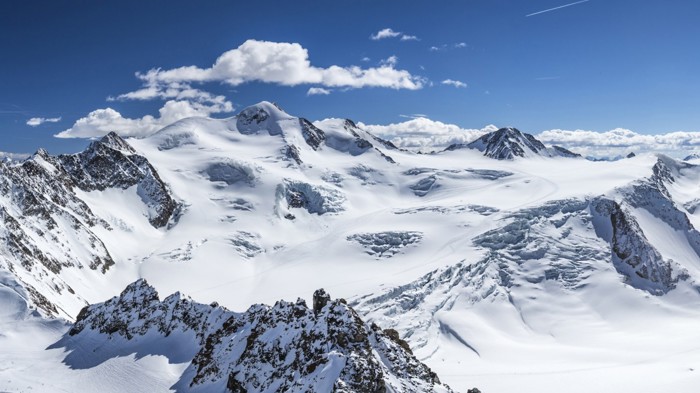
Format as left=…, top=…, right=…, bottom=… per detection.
left=62, top=280, right=454, bottom=393
left=56, top=136, right=178, bottom=228
left=96, top=131, right=137, bottom=154
left=235, top=101, right=292, bottom=136
left=446, top=127, right=580, bottom=160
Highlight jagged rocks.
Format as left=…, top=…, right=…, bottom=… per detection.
left=591, top=197, right=686, bottom=294
left=228, top=231, right=264, bottom=258
left=313, top=288, right=331, bottom=314
left=57, top=132, right=179, bottom=228
left=276, top=180, right=346, bottom=216
left=446, top=127, right=580, bottom=160
left=59, top=280, right=454, bottom=393
left=347, top=231, right=423, bottom=258
left=299, top=118, right=326, bottom=150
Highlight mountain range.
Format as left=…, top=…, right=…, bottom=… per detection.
left=1, top=101, right=700, bottom=392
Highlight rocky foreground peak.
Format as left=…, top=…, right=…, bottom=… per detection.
left=61, top=280, right=454, bottom=393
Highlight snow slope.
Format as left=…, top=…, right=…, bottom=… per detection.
left=2, top=101, right=700, bottom=392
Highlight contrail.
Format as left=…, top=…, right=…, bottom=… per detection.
left=526, top=0, right=589, bottom=17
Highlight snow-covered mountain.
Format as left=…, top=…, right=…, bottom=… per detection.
left=445, top=127, right=580, bottom=159
left=57, top=279, right=452, bottom=392
left=2, top=101, right=700, bottom=393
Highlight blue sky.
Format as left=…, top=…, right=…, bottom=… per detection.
left=2, top=0, right=700, bottom=154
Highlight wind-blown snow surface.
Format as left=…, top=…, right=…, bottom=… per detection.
left=2, top=101, right=700, bottom=392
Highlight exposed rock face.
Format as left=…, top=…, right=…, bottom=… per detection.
left=446, top=127, right=580, bottom=160
left=591, top=198, right=683, bottom=293
left=347, top=231, right=423, bottom=258
left=56, top=132, right=179, bottom=228
left=587, top=156, right=699, bottom=294
left=0, top=132, right=178, bottom=318
left=276, top=179, right=346, bottom=216
left=62, top=280, right=454, bottom=393
left=299, top=118, right=326, bottom=150
left=549, top=145, right=582, bottom=158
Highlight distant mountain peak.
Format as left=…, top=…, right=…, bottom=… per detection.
left=445, top=127, right=580, bottom=160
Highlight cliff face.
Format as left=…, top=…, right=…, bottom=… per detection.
left=63, top=280, right=453, bottom=393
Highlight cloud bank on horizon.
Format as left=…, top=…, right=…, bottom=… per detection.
left=362, top=118, right=700, bottom=158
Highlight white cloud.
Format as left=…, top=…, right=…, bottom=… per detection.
left=136, top=39, right=424, bottom=91
left=430, top=43, right=467, bottom=52
left=359, top=117, right=497, bottom=150
left=0, top=152, right=30, bottom=161
left=399, top=114, right=428, bottom=119
left=55, top=99, right=230, bottom=139
left=361, top=57, right=371, bottom=62
left=441, top=79, right=467, bottom=88
left=26, top=116, right=61, bottom=127
left=370, top=28, right=419, bottom=41
left=370, top=28, right=401, bottom=40
left=380, top=55, right=398, bottom=67
left=307, top=87, right=332, bottom=96
left=537, top=128, right=700, bottom=158
left=356, top=117, right=700, bottom=158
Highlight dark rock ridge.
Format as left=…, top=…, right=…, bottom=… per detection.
left=0, top=132, right=178, bottom=317
left=446, top=127, right=580, bottom=160
left=276, top=179, right=346, bottom=216
left=591, top=197, right=685, bottom=294
left=234, top=102, right=397, bottom=164
left=55, top=132, right=179, bottom=228
left=61, top=279, right=453, bottom=393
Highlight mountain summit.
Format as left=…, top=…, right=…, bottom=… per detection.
left=446, top=127, right=580, bottom=160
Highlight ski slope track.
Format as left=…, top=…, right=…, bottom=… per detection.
left=1, top=101, right=700, bottom=392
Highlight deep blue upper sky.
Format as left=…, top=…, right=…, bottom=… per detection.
left=2, top=0, right=700, bottom=154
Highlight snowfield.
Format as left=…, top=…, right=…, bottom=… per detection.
left=1, top=102, right=700, bottom=392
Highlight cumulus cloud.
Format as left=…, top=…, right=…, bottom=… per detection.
left=58, top=39, right=427, bottom=140
left=55, top=99, right=230, bottom=139
left=358, top=117, right=497, bottom=150
left=538, top=128, right=700, bottom=158
left=135, top=39, right=424, bottom=91
left=370, top=28, right=419, bottom=41
left=356, top=117, right=700, bottom=158
left=380, top=55, right=398, bottom=67
left=307, top=87, right=332, bottom=96
left=26, top=116, right=61, bottom=127
left=441, top=79, right=467, bottom=88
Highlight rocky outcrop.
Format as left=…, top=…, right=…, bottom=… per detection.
left=0, top=133, right=178, bottom=318
left=56, top=132, right=179, bottom=228
left=276, top=179, right=346, bottom=216
left=590, top=198, right=684, bottom=294
left=62, top=280, right=454, bottom=393
left=446, top=127, right=580, bottom=160
left=347, top=231, right=423, bottom=258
